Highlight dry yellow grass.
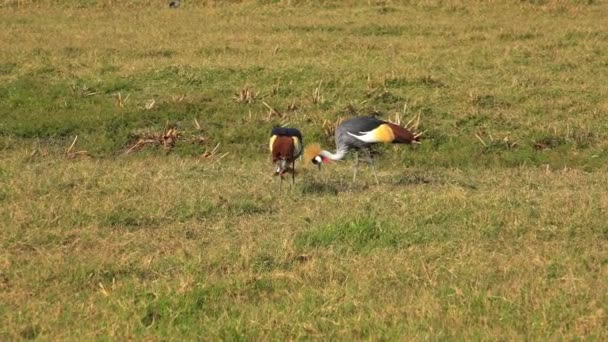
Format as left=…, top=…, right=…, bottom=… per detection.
left=2, top=147, right=608, bottom=339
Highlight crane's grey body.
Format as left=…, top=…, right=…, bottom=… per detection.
left=335, top=116, right=386, bottom=152
left=169, top=0, right=180, bottom=8
left=311, top=115, right=419, bottom=184
left=318, top=116, right=389, bottom=184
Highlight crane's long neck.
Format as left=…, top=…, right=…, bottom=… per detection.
left=319, top=148, right=347, bottom=161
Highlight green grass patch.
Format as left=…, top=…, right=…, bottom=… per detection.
left=296, top=216, right=447, bottom=253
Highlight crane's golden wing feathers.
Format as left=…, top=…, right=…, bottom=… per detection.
left=373, top=124, right=396, bottom=142
left=292, top=136, right=302, bottom=158
left=304, top=143, right=322, bottom=163
left=348, top=124, right=394, bottom=143
left=269, top=135, right=277, bottom=152
left=349, top=123, right=415, bottom=144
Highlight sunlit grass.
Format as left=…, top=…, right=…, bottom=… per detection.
left=1, top=0, right=608, bottom=339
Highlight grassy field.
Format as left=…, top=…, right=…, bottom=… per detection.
left=1, top=0, right=608, bottom=339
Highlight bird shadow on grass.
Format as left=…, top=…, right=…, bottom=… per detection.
left=390, top=171, right=442, bottom=186
left=389, top=170, right=479, bottom=190
left=298, top=170, right=478, bottom=195
left=298, top=172, right=433, bottom=196
left=299, top=177, right=385, bottom=195
left=299, top=179, right=340, bottom=196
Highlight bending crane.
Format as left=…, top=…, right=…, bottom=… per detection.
left=304, top=116, right=421, bottom=184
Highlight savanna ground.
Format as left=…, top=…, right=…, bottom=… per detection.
left=1, top=0, right=608, bottom=339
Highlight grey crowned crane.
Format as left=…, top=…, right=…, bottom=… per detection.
left=269, top=127, right=303, bottom=188
left=304, top=116, right=421, bottom=184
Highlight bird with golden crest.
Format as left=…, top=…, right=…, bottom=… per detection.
left=304, top=116, right=422, bottom=184
left=269, top=127, right=303, bottom=188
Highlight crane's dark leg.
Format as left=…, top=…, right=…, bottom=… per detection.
left=279, top=162, right=284, bottom=191
left=363, top=148, right=379, bottom=185
left=352, top=151, right=360, bottom=183
left=370, top=157, right=379, bottom=185
left=292, top=160, right=296, bottom=187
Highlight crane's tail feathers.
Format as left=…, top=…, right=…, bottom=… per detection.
left=387, top=123, right=418, bottom=144
left=413, top=130, right=425, bottom=143
left=388, top=110, right=424, bottom=144
left=304, top=143, right=322, bottom=163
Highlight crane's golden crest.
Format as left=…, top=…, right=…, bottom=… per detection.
left=304, top=143, right=322, bottom=163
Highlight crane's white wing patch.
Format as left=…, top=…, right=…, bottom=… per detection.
left=347, top=130, right=377, bottom=143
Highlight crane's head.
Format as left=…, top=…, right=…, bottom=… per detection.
left=304, top=143, right=329, bottom=170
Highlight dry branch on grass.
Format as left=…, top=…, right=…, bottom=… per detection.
left=65, top=136, right=92, bottom=159
left=190, top=119, right=209, bottom=144
left=122, top=120, right=225, bottom=160
left=70, top=84, right=97, bottom=97
left=172, top=94, right=186, bottom=103
left=287, top=99, right=298, bottom=112
left=193, top=118, right=202, bottom=131
left=311, top=80, right=324, bottom=104
left=200, top=142, right=229, bottom=160
left=114, top=92, right=130, bottom=108
left=123, top=123, right=183, bottom=155
left=321, top=117, right=345, bottom=138
left=145, top=99, right=156, bottom=110
left=161, top=127, right=179, bottom=149
left=25, top=147, right=49, bottom=162
left=475, top=132, right=518, bottom=151
left=263, top=101, right=284, bottom=122
left=360, top=86, right=391, bottom=105
left=233, top=86, right=258, bottom=104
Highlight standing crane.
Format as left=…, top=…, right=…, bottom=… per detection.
left=304, top=116, right=421, bottom=184
left=269, top=127, right=303, bottom=188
